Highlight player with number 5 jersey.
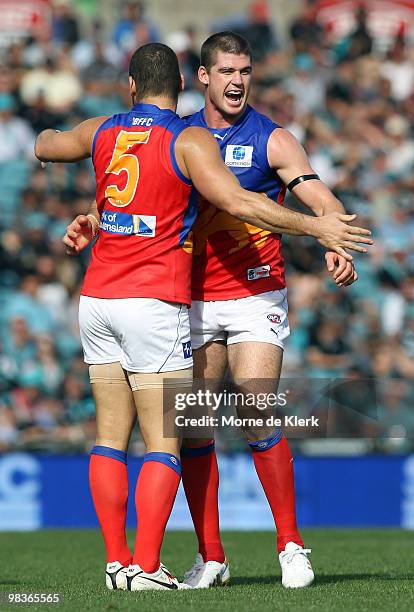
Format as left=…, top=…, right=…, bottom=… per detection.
left=82, top=109, right=196, bottom=305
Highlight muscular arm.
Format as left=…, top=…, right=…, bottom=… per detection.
left=175, top=127, right=372, bottom=259
left=35, top=116, right=108, bottom=162
left=268, top=127, right=345, bottom=216
left=268, top=128, right=363, bottom=284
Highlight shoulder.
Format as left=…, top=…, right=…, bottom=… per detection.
left=268, top=127, right=299, bottom=148
left=87, top=115, right=114, bottom=138
left=176, top=125, right=215, bottom=147
left=267, top=127, right=308, bottom=170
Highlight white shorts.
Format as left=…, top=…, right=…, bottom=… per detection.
left=79, top=296, right=193, bottom=373
left=190, top=289, right=290, bottom=350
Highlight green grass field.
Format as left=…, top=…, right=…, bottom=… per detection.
left=0, top=529, right=413, bottom=611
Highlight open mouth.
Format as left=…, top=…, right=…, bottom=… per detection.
left=224, top=90, right=243, bottom=103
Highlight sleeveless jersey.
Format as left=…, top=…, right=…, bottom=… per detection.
left=186, top=105, right=286, bottom=301
left=81, top=103, right=196, bottom=306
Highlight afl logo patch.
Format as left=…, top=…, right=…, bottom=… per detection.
left=170, top=456, right=178, bottom=465
left=267, top=313, right=281, bottom=324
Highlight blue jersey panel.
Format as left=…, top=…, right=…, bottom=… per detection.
left=185, top=105, right=284, bottom=201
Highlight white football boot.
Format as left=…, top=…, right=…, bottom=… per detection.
left=105, top=561, right=128, bottom=590
left=279, top=542, right=314, bottom=588
left=126, top=563, right=191, bottom=591
left=183, top=553, right=230, bottom=588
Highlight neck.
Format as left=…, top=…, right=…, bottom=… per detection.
left=132, top=96, right=177, bottom=112
left=203, top=97, right=247, bottom=129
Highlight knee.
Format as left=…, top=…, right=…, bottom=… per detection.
left=94, top=438, right=129, bottom=453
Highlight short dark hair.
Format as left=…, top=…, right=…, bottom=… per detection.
left=129, top=43, right=181, bottom=101
left=201, top=31, right=252, bottom=72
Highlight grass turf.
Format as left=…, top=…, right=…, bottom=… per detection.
left=0, top=529, right=413, bottom=611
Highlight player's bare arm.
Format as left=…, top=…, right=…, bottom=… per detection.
left=268, top=128, right=367, bottom=284
left=176, top=127, right=372, bottom=261
left=35, top=116, right=108, bottom=162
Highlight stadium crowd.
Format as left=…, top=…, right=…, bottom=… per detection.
left=0, top=0, right=413, bottom=452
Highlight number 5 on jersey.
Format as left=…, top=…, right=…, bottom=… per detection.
left=105, top=129, right=151, bottom=207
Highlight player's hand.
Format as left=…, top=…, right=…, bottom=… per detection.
left=325, top=252, right=358, bottom=286
left=315, top=213, right=373, bottom=262
left=63, top=215, right=96, bottom=255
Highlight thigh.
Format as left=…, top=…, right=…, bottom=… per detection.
left=90, top=363, right=136, bottom=451
left=228, top=341, right=283, bottom=380
left=193, top=341, right=228, bottom=379
left=109, top=298, right=193, bottom=373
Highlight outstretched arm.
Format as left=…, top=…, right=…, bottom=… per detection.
left=35, top=116, right=108, bottom=163
left=176, top=127, right=372, bottom=261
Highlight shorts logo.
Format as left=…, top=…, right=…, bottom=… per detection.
left=182, top=341, right=192, bottom=359
left=133, top=215, right=156, bottom=237
left=267, top=313, right=281, bottom=324
left=170, top=456, right=178, bottom=465
left=225, top=145, right=253, bottom=167
left=247, top=265, right=270, bottom=281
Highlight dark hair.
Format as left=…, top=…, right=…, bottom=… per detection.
left=201, top=31, right=252, bottom=71
left=129, top=43, right=181, bottom=101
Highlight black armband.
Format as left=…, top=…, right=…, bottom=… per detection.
left=287, top=173, right=320, bottom=192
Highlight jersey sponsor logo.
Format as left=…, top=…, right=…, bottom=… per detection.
left=247, top=264, right=270, bottom=280
left=100, top=210, right=156, bottom=237
left=182, top=341, right=192, bottom=359
left=267, top=313, right=281, bottom=324
left=133, top=215, right=156, bottom=237
left=225, top=145, right=253, bottom=167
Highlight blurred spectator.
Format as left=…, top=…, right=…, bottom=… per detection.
left=285, top=53, right=326, bottom=115
left=166, top=30, right=199, bottom=88
left=52, top=0, right=80, bottom=47
left=290, top=1, right=324, bottom=55
left=20, top=58, right=82, bottom=114
left=347, top=7, right=373, bottom=60
left=0, top=93, right=35, bottom=161
left=112, top=1, right=160, bottom=56
left=381, top=37, right=414, bottom=102
left=242, top=1, right=278, bottom=61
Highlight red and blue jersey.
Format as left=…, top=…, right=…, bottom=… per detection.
left=186, top=105, right=286, bottom=301
left=81, top=103, right=196, bottom=305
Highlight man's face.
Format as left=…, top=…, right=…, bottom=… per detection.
left=199, top=51, right=252, bottom=117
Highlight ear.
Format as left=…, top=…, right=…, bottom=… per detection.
left=180, top=73, right=185, bottom=93
left=129, top=76, right=136, bottom=97
left=198, top=65, right=209, bottom=86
